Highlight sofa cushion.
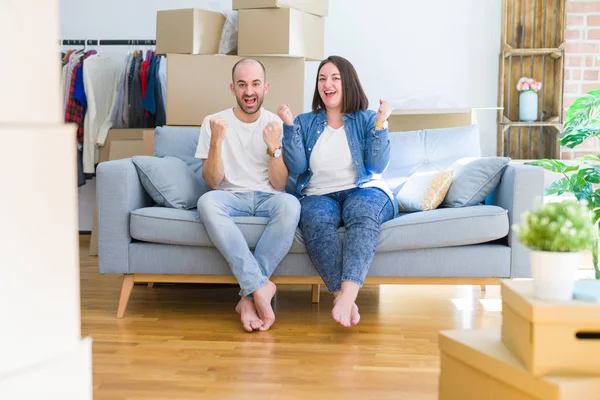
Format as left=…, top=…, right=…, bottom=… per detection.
left=396, top=170, right=454, bottom=212
left=132, top=156, right=205, bottom=209
left=154, top=126, right=204, bottom=181
left=442, top=156, right=511, bottom=207
left=383, top=124, right=481, bottom=193
left=130, top=204, right=508, bottom=253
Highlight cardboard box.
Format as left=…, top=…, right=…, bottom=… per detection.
left=166, top=54, right=305, bottom=126
left=156, top=9, right=225, bottom=55
left=501, top=279, right=600, bottom=377
left=238, top=8, right=324, bottom=61
left=439, top=329, right=600, bottom=400
left=232, top=0, right=328, bottom=17
left=388, top=108, right=476, bottom=132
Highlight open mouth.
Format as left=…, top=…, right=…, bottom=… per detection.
left=243, top=97, right=257, bottom=107
left=324, top=90, right=336, bottom=100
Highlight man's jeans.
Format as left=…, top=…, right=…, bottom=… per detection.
left=299, top=187, right=394, bottom=293
left=197, top=191, right=301, bottom=297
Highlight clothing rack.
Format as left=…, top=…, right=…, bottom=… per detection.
left=60, top=39, right=156, bottom=46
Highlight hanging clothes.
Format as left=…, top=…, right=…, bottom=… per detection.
left=82, top=54, right=121, bottom=173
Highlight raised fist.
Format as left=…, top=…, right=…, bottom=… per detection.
left=209, top=116, right=229, bottom=145
left=263, top=121, right=283, bottom=151
left=277, top=104, right=294, bottom=126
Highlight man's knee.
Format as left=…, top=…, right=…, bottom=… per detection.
left=272, top=193, right=301, bottom=222
left=197, top=191, right=224, bottom=219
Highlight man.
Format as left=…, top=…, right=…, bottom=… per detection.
left=196, top=58, right=300, bottom=332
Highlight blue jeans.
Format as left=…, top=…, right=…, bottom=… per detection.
left=299, top=187, right=394, bottom=293
left=197, top=191, right=301, bottom=297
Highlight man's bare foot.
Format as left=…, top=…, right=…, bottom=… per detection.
left=253, top=281, right=277, bottom=331
left=235, top=297, right=263, bottom=332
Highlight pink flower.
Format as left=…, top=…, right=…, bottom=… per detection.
left=536, top=82, right=542, bottom=91
left=521, top=83, right=530, bottom=91
left=526, top=78, right=534, bottom=84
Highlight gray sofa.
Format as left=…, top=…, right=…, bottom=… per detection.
left=97, top=125, right=544, bottom=318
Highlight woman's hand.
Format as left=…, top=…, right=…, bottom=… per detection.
left=376, top=99, right=393, bottom=123
left=277, top=104, right=294, bottom=126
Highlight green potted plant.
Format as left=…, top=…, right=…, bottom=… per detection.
left=513, top=200, right=595, bottom=301
left=526, top=88, right=600, bottom=279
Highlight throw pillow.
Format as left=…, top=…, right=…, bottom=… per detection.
left=442, top=157, right=511, bottom=208
left=396, top=170, right=454, bottom=212
left=131, top=156, right=204, bottom=210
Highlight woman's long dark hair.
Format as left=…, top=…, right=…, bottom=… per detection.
left=312, top=55, right=368, bottom=114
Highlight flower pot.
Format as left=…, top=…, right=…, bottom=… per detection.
left=530, top=250, right=580, bottom=301
left=519, top=90, right=538, bottom=122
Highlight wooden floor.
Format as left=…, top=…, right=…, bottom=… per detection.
left=80, top=235, right=502, bottom=400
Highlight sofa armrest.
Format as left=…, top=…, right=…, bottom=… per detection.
left=97, top=159, right=152, bottom=274
left=488, top=163, right=544, bottom=278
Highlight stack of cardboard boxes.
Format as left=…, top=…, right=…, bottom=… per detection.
left=439, top=280, right=600, bottom=399
left=157, top=0, right=328, bottom=127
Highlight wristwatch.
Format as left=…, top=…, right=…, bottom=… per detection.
left=375, top=120, right=388, bottom=130
left=267, top=147, right=283, bottom=158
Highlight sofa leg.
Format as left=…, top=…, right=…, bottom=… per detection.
left=148, top=282, right=154, bottom=288
left=117, top=275, right=135, bottom=319
left=480, top=284, right=486, bottom=292
left=312, top=284, right=320, bottom=303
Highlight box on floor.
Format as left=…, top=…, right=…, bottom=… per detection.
left=439, top=328, right=600, bottom=400
left=238, top=8, right=324, bottom=61
left=501, top=279, right=600, bottom=377
left=166, top=54, right=304, bottom=126
left=232, top=0, right=328, bottom=17
left=156, top=9, right=225, bottom=55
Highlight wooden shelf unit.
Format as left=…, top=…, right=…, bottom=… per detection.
left=497, top=0, right=566, bottom=160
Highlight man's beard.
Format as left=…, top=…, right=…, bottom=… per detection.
left=236, top=94, right=264, bottom=115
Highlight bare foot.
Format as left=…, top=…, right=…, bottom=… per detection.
left=235, top=297, right=263, bottom=332
left=253, top=281, right=277, bottom=331
left=351, top=303, right=361, bottom=326
left=332, top=292, right=357, bottom=328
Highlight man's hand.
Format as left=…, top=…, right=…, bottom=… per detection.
left=376, top=99, right=393, bottom=123
left=277, top=104, right=294, bottom=126
left=263, top=121, right=282, bottom=151
left=209, top=116, right=229, bottom=146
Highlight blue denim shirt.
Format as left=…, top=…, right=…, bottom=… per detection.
left=282, top=109, right=397, bottom=213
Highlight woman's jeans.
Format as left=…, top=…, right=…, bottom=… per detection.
left=299, top=187, right=394, bottom=293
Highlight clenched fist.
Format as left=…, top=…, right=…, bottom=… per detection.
left=277, top=104, right=294, bottom=126
left=263, top=121, right=282, bottom=151
left=209, top=116, right=229, bottom=145
left=376, top=99, right=393, bottom=124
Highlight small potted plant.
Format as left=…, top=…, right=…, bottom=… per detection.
left=517, top=76, right=542, bottom=122
left=513, top=199, right=595, bottom=301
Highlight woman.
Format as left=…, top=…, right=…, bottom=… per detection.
left=278, top=55, right=396, bottom=328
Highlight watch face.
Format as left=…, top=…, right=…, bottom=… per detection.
left=274, top=148, right=282, bottom=157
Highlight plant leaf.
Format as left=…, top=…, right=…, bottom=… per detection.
left=579, top=167, right=600, bottom=184
left=525, top=159, right=579, bottom=173
left=580, top=154, right=600, bottom=163
left=544, top=177, right=572, bottom=196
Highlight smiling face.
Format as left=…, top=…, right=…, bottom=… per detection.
left=317, top=62, right=343, bottom=111
left=230, top=59, right=269, bottom=115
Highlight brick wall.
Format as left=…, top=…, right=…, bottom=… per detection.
left=563, top=0, right=600, bottom=159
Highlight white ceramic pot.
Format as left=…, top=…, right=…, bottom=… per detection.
left=530, top=250, right=580, bottom=301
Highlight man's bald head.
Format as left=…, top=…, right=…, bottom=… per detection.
left=231, top=58, right=266, bottom=83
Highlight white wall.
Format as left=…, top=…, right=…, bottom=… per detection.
left=60, top=0, right=501, bottom=229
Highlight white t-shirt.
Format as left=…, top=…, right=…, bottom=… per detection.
left=195, top=108, right=282, bottom=193
left=304, top=125, right=358, bottom=196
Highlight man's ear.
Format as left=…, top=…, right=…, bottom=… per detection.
left=264, top=81, right=270, bottom=94
left=230, top=82, right=235, bottom=94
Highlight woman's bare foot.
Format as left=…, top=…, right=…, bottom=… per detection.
left=351, top=303, right=360, bottom=326
left=235, top=297, right=263, bottom=332
left=332, top=282, right=361, bottom=328
left=332, top=292, right=355, bottom=327
left=252, top=281, right=277, bottom=331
